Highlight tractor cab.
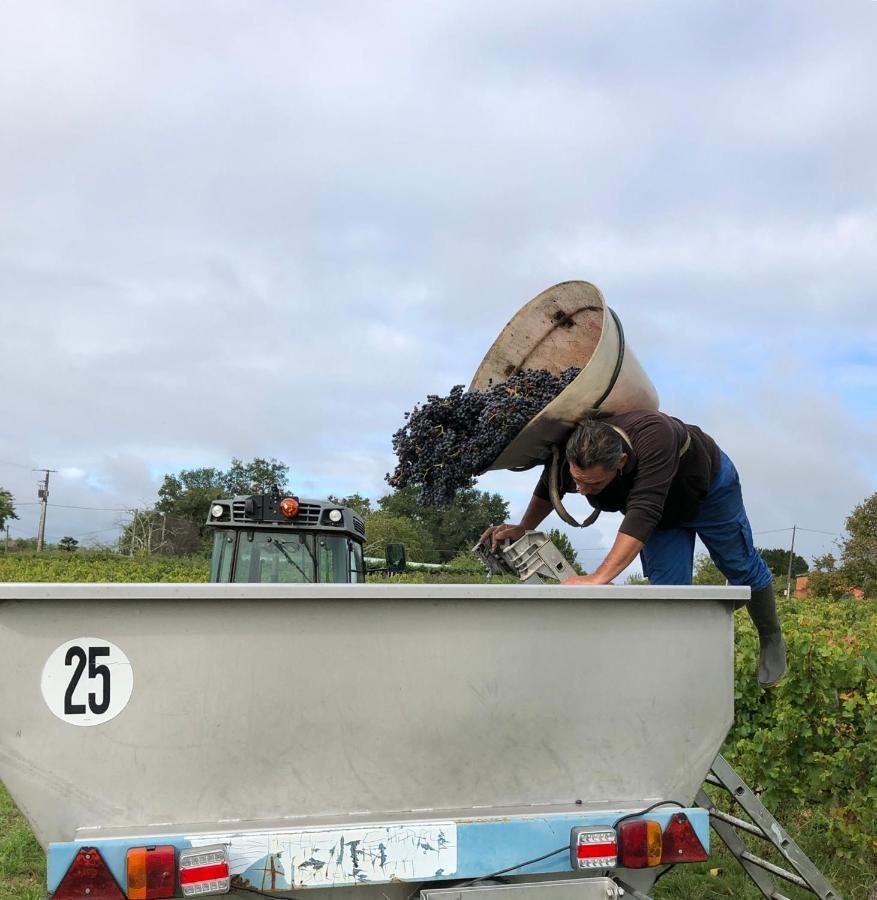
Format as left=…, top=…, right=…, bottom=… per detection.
left=205, top=490, right=366, bottom=584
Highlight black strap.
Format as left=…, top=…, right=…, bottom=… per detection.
left=547, top=309, right=626, bottom=528
left=548, top=445, right=602, bottom=528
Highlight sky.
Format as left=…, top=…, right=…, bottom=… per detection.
left=1, top=1, right=875, bottom=574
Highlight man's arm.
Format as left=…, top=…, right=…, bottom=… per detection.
left=479, top=493, right=553, bottom=547
left=564, top=531, right=644, bottom=585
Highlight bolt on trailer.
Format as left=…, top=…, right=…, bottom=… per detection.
left=205, top=490, right=367, bottom=584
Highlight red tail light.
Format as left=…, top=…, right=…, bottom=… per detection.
left=617, top=819, right=663, bottom=868
left=660, top=812, right=709, bottom=863
left=127, top=846, right=176, bottom=899
left=569, top=826, right=618, bottom=869
left=179, top=844, right=230, bottom=896
left=54, top=848, right=125, bottom=900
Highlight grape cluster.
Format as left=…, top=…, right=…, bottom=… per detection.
left=387, top=367, right=581, bottom=506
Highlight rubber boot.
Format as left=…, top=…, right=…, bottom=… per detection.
left=747, top=584, right=787, bottom=688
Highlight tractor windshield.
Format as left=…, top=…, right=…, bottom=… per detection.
left=233, top=532, right=318, bottom=583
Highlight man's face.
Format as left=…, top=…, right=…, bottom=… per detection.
left=568, top=457, right=625, bottom=495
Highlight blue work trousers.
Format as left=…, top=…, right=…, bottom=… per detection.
left=639, top=451, right=773, bottom=590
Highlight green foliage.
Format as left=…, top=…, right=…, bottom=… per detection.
left=0, top=781, right=44, bottom=900
left=0, top=551, right=209, bottom=582
left=119, top=510, right=202, bottom=557
left=806, top=552, right=863, bottom=599
left=624, top=572, right=649, bottom=585
left=223, top=458, right=290, bottom=495
left=362, top=510, right=436, bottom=562
left=840, top=491, right=877, bottom=592
left=376, top=486, right=509, bottom=562
left=547, top=528, right=585, bottom=575
left=757, top=546, right=808, bottom=578
left=445, top=550, right=488, bottom=574
left=0, top=489, right=17, bottom=532
left=726, top=596, right=877, bottom=864
left=57, top=536, right=78, bottom=552
left=155, top=457, right=289, bottom=533
left=367, top=568, right=517, bottom=585
left=327, top=493, right=373, bottom=517
left=693, top=552, right=725, bottom=584
left=155, top=465, right=224, bottom=523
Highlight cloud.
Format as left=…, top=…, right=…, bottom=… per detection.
left=0, top=1, right=874, bottom=553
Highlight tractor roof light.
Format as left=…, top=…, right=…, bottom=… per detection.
left=328, top=509, right=343, bottom=523
left=279, top=497, right=300, bottom=519
left=210, top=504, right=225, bottom=519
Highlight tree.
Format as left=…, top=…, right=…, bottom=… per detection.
left=757, top=546, right=809, bottom=579
left=0, top=487, right=17, bottom=531
left=362, top=511, right=435, bottom=563
left=693, top=553, right=725, bottom=585
left=155, top=457, right=290, bottom=534
left=840, top=492, right=877, bottom=591
left=327, top=494, right=373, bottom=517
left=547, top=529, right=585, bottom=575
left=377, top=486, right=509, bottom=562
left=805, top=554, right=854, bottom=600
left=58, top=536, right=79, bottom=552
left=119, top=509, right=201, bottom=556
left=223, top=458, right=290, bottom=494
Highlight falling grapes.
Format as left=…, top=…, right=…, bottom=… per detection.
left=387, top=368, right=581, bottom=506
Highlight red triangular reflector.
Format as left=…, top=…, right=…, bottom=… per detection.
left=660, top=812, right=709, bottom=863
left=54, top=847, right=126, bottom=900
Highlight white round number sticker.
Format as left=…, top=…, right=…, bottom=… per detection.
left=41, top=638, right=134, bottom=727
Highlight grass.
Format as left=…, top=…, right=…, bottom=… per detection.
left=651, top=805, right=876, bottom=899
left=0, top=782, right=45, bottom=900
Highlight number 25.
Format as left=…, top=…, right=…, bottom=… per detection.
left=64, top=646, right=111, bottom=715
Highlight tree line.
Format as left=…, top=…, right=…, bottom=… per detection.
left=3, top=463, right=872, bottom=596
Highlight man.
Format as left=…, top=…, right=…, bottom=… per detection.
left=480, top=411, right=786, bottom=687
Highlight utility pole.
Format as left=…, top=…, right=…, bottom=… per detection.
left=4, top=525, right=9, bottom=554
left=34, top=469, right=57, bottom=552
left=784, top=524, right=797, bottom=600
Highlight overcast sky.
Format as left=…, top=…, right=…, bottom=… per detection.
left=1, top=1, right=875, bottom=573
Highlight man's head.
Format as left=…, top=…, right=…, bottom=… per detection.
left=564, top=419, right=628, bottom=495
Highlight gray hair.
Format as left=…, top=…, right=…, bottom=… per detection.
left=565, top=419, right=624, bottom=471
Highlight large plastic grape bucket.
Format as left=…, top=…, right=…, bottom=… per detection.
left=470, top=281, right=659, bottom=473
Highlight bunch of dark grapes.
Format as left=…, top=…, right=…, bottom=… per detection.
left=387, top=367, right=581, bottom=506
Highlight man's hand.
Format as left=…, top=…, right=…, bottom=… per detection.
left=562, top=574, right=607, bottom=585
left=479, top=523, right=526, bottom=549
left=562, top=533, right=645, bottom=586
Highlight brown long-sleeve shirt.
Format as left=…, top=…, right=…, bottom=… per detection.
left=533, top=410, right=722, bottom=543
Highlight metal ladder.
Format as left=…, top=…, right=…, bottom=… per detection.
left=695, top=754, right=843, bottom=900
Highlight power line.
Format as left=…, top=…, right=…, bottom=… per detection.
left=11, top=501, right=130, bottom=512
left=47, top=503, right=129, bottom=512
left=0, top=458, right=34, bottom=470
left=61, top=526, right=124, bottom=540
